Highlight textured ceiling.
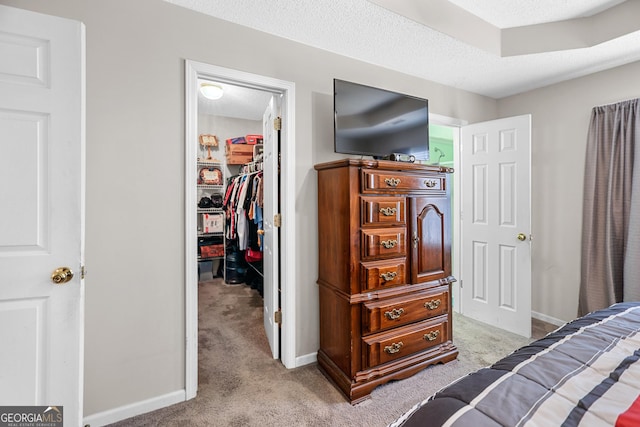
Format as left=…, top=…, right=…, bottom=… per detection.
left=171, top=0, right=640, bottom=99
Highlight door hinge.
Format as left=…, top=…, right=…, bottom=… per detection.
left=275, top=309, right=282, bottom=325
left=81, top=265, right=86, bottom=279
left=274, top=213, right=282, bottom=227
left=274, top=116, right=282, bottom=131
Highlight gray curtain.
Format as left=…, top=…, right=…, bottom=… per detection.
left=578, top=98, right=639, bottom=316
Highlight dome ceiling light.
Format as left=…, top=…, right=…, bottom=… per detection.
left=200, top=83, right=224, bottom=100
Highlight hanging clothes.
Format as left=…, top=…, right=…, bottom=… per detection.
left=236, top=174, right=253, bottom=250
left=224, top=171, right=264, bottom=252
left=223, top=175, right=241, bottom=240
left=247, top=173, right=263, bottom=252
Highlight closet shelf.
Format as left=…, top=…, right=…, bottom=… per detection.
left=197, top=184, right=224, bottom=190
left=198, top=255, right=224, bottom=261
left=197, top=208, right=224, bottom=213
left=197, top=161, right=223, bottom=167
left=198, top=231, right=224, bottom=237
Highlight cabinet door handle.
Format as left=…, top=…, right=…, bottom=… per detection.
left=384, top=308, right=405, bottom=320
left=379, top=271, right=397, bottom=282
left=380, top=239, right=397, bottom=249
left=424, top=299, right=441, bottom=310
left=384, top=341, right=403, bottom=354
left=424, top=179, right=437, bottom=188
left=424, top=330, right=440, bottom=341
left=384, top=177, right=401, bottom=187
left=412, top=232, right=419, bottom=249
left=379, top=207, right=397, bottom=216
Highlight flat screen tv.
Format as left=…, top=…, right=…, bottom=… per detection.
left=334, top=79, right=429, bottom=161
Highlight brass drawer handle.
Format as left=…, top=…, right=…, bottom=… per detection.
left=380, top=239, right=397, bottom=249
left=384, top=177, right=401, bottom=187
left=384, top=342, right=403, bottom=354
left=424, top=299, right=441, bottom=310
left=384, top=308, right=405, bottom=320
left=379, top=207, right=397, bottom=216
left=424, top=330, right=440, bottom=341
left=379, top=271, right=397, bottom=282
left=425, top=179, right=437, bottom=188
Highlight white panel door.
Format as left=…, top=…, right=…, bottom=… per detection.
left=460, top=115, right=531, bottom=337
left=262, top=96, right=280, bottom=358
left=0, top=5, right=85, bottom=424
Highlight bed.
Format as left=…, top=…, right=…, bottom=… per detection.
left=389, top=302, right=640, bottom=427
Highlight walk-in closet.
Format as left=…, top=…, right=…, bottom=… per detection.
left=195, top=78, right=276, bottom=349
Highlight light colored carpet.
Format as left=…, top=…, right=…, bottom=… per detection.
left=108, top=279, right=535, bottom=427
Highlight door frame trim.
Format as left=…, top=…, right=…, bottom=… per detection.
left=184, top=60, right=296, bottom=399
left=429, top=113, right=467, bottom=313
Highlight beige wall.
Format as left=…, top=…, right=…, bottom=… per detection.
left=498, top=61, right=640, bottom=323
left=0, top=0, right=499, bottom=418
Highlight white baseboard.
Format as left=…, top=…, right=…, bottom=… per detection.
left=532, top=310, right=565, bottom=327
left=83, top=390, right=186, bottom=427
left=84, top=353, right=317, bottom=426
left=295, top=351, right=317, bottom=367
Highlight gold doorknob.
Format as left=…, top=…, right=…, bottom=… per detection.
left=51, top=267, right=74, bottom=284
left=517, top=233, right=527, bottom=241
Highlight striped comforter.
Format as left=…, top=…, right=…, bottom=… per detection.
left=390, top=302, right=640, bottom=427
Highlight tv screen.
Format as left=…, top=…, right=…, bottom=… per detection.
left=334, top=79, right=429, bottom=161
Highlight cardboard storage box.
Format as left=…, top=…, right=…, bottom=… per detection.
left=227, top=155, right=253, bottom=165
left=226, top=143, right=254, bottom=164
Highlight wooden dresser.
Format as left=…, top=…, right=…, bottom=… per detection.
left=314, top=159, right=458, bottom=404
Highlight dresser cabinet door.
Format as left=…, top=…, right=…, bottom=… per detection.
left=410, top=196, right=451, bottom=285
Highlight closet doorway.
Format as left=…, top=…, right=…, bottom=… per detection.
left=185, top=60, right=296, bottom=400
left=429, top=114, right=465, bottom=315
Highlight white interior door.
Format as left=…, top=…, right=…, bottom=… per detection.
left=262, top=95, right=280, bottom=358
left=0, top=4, right=85, bottom=424
left=460, top=115, right=531, bottom=337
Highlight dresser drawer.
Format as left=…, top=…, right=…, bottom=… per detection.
left=362, top=287, right=449, bottom=334
left=361, top=228, right=406, bottom=260
left=361, top=196, right=405, bottom=226
left=362, top=170, right=445, bottom=194
left=362, top=316, right=449, bottom=368
left=360, top=258, right=407, bottom=292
